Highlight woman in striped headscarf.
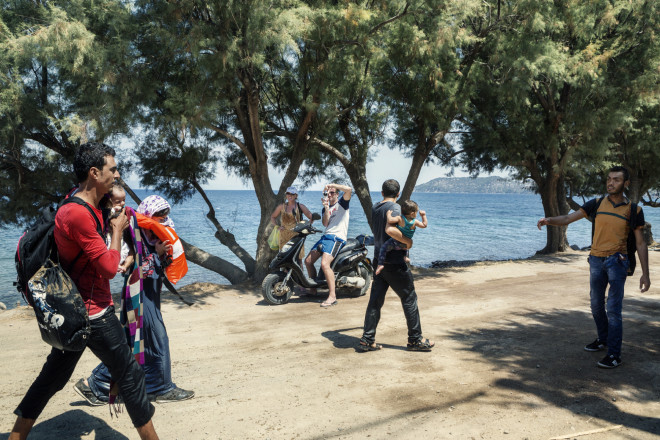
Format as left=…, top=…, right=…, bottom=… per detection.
left=78, top=196, right=194, bottom=406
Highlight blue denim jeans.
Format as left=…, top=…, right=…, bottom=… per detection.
left=588, top=253, right=629, bottom=357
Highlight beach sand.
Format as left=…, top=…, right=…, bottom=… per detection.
left=1, top=250, right=659, bottom=439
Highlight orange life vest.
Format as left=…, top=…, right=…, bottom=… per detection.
left=135, top=213, right=188, bottom=284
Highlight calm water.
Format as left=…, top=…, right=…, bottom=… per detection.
left=2, top=190, right=658, bottom=308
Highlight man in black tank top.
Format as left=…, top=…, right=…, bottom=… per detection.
left=358, top=179, right=435, bottom=352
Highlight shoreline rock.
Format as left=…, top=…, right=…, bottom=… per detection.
left=430, top=259, right=481, bottom=269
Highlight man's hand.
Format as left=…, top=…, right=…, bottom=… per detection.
left=640, top=274, right=651, bottom=293
left=537, top=218, right=550, bottom=230
left=109, top=207, right=129, bottom=232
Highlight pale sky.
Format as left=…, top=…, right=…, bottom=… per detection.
left=125, top=145, right=506, bottom=192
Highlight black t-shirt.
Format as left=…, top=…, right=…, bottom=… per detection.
left=372, top=200, right=406, bottom=266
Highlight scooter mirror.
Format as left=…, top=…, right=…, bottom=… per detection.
left=312, top=212, right=321, bottom=221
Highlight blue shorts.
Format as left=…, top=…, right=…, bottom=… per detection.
left=311, top=234, right=345, bottom=257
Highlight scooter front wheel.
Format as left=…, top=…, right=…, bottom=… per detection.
left=262, top=271, right=294, bottom=305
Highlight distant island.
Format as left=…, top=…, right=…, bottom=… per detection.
left=415, top=176, right=534, bottom=194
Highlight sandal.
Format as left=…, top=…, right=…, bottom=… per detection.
left=320, top=300, right=338, bottom=308
left=407, top=338, right=434, bottom=352
left=358, top=341, right=382, bottom=352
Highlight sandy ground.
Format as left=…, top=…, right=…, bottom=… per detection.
left=1, top=250, right=659, bottom=440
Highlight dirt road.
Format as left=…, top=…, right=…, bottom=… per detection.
left=1, top=251, right=659, bottom=439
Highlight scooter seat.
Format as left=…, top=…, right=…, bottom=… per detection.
left=339, top=238, right=361, bottom=253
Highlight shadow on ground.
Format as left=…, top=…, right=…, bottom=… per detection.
left=443, top=297, right=660, bottom=436
left=162, top=281, right=260, bottom=309
left=309, top=295, right=660, bottom=439
left=0, top=410, right=129, bottom=440
left=412, top=252, right=587, bottom=281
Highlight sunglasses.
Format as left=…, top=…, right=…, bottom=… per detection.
left=327, top=191, right=337, bottom=195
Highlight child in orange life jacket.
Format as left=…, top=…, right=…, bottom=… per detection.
left=375, top=200, right=428, bottom=275
left=103, top=183, right=135, bottom=274
left=81, top=194, right=194, bottom=404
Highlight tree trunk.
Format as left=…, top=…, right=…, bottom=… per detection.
left=236, top=76, right=281, bottom=282
left=253, top=193, right=279, bottom=281
left=191, top=180, right=255, bottom=274
left=627, top=171, right=641, bottom=203
left=181, top=240, right=249, bottom=284
left=345, top=163, right=374, bottom=232
left=399, top=125, right=445, bottom=202
left=536, top=174, right=569, bottom=254
left=399, top=139, right=429, bottom=202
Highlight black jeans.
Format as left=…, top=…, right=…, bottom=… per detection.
left=361, top=264, right=423, bottom=345
left=14, top=307, right=155, bottom=428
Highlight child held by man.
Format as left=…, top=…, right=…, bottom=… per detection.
left=375, top=200, right=428, bottom=275
left=103, top=183, right=135, bottom=274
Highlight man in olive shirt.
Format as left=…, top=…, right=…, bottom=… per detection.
left=537, top=166, right=650, bottom=368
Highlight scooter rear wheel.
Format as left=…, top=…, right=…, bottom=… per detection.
left=262, top=271, right=293, bottom=305
left=354, top=262, right=372, bottom=297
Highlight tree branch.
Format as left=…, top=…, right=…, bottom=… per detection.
left=207, top=124, right=248, bottom=152
left=311, top=137, right=350, bottom=167
left=333, top=2, right=410, bottom=46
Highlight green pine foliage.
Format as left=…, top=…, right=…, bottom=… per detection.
left=1, top=0, right=658, bottom=261
left=453, top=0, right=659, bottom=251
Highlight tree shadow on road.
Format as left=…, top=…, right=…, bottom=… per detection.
left=446, top=297, right=660, bottom=436
left=0, top=409, right=129, bottom=440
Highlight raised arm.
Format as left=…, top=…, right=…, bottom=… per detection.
left=537, top=209, right=586, bottom=230
left=415, top=210, right=428, bottom=229
left=634, top=227, right=651, bottom=292
left=329, top=183, right=352, bottom=200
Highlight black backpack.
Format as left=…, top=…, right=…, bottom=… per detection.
left=591, top=197, right=638, bottom=277
left=15, top=196, right=103, bottom=351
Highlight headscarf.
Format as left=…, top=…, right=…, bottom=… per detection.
left=137, top=195, right=175, bottom=229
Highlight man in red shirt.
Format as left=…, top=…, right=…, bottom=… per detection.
left=9, top=143, right=160, bottom=440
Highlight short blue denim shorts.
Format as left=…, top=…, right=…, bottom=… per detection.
left=311, top=234, right=345, bottom=257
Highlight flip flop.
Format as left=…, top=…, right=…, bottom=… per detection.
left=320, top=300, right=338, bottom=308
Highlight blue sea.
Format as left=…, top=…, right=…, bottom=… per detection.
left=2, top=190, right=658, bottom=309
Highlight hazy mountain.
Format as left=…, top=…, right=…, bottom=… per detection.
left=415, top=176, right=533, bottom=194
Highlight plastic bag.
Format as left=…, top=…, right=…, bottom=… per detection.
left=28, top=260, right=90, bottom=351
left=268, top=227, right=280, bottom=250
